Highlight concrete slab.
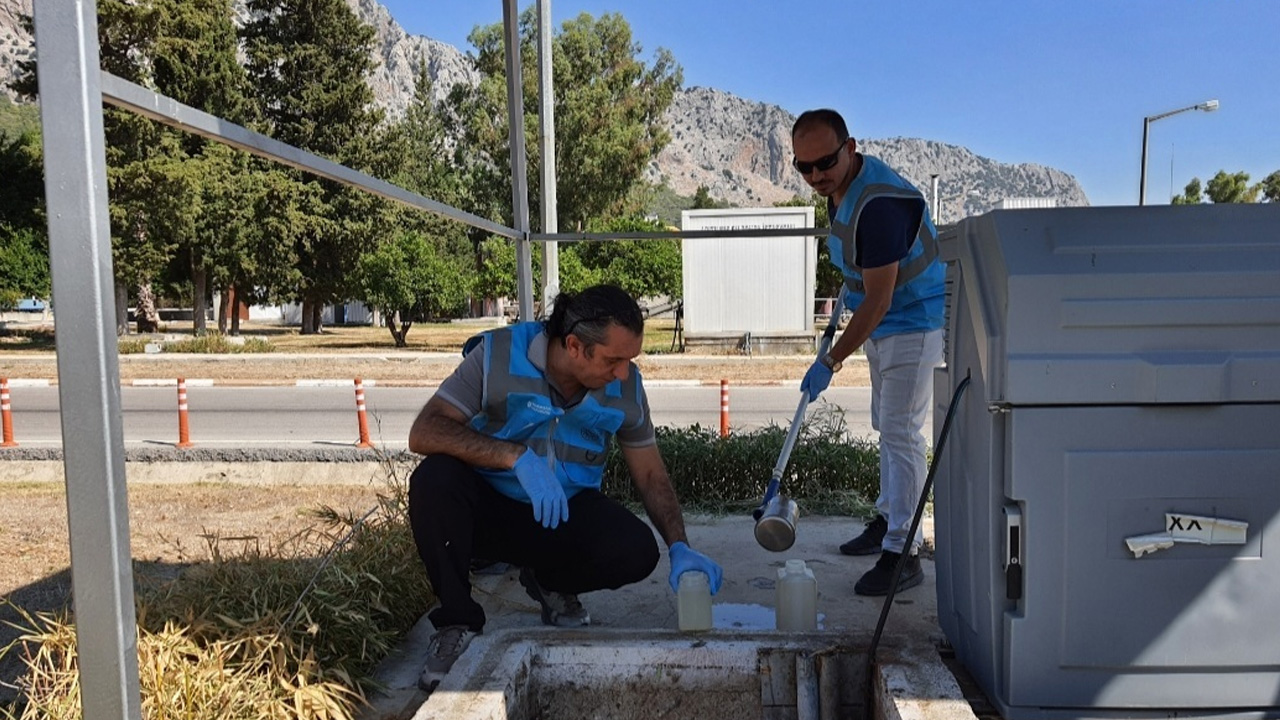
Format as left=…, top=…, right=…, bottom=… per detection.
left=361, top=515, right=974, bottom=720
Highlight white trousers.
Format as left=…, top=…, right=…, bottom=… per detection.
left=866, top=329, right=944, bottom=554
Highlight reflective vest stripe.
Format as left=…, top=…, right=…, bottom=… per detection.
left=468, top=323, right=645, bottom=497
left=830, top=181, right=940, bottom=295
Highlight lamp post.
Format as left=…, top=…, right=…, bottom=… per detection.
left=1140, top=99, right=1218, bottom=205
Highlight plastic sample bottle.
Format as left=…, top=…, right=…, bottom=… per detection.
left=776, top=559, right=817, bottom=631
left=677, top=571, right=713, bottom=631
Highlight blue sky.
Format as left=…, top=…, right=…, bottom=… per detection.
left=376, top=1, right=1279, bottom=207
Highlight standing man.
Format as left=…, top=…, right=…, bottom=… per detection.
left=407, top=284, right=723, bottom=691
left=792, top=109, right=945, bottom=596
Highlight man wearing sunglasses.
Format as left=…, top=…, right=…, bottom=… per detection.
left=405, top=283, right=723, bottom=692
left=792, top=109, right=946, bottom=597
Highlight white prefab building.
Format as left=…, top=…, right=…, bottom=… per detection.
left=680, top=207, right=818, bottom=353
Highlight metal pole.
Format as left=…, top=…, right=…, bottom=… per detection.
left=503, top=0, right=535, bottom=321
left=537, top=0, right=559, bottom=316
left=930, top=174, right=940, bottom=223
left=1138, top=101, right=1216, bottom=207
left=1139, top=116, right=1151, bottom=206
left=34, top=0, right=142, bottom=718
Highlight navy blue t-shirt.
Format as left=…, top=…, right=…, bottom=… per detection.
left=830, top=196, right=922, bottom=269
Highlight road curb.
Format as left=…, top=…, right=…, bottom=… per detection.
left=131, top=378, right=215, bottom=387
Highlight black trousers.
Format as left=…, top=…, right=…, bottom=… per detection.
left=407, top=454, right=661, bottom=632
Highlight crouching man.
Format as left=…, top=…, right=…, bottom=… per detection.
left=407, top=284, right=723, bottom=691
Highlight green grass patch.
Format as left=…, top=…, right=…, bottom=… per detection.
left=116, top=338, right=148, bottom=354
left=116, top=334, right=276, bottom=355
left=160, top=334, right=276, bottom=354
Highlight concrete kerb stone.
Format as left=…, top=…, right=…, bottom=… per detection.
left=876, top=653, right=976, bottom=720
left=0, top=447, right=412, bottom=485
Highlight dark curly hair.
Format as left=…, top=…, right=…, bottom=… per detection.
left=545, top=284, right=644, bottom=349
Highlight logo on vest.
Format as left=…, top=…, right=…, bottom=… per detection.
left=527, top=401, right=557, bottom=416
left=580, top=427, right=604, bottom=446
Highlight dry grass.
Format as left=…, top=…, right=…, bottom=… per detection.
left=0, top=467, right=424, bottom=720
left=2, top=607, right=361, bottom=720
left=1, top=468, right=430, bottom=718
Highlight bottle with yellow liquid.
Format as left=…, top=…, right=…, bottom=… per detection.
left=776, top=559, right=817, bottom=631
left=677, top=571, right=712, bottom=632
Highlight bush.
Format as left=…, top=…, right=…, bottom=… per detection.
left=116, top=338, right=148, bottom=354
left=162, top=334, right=275, bottom=354
left=602, top=403, right=880, bottom=516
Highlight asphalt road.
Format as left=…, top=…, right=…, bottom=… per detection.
left=3, top=385, right=887, bottom=448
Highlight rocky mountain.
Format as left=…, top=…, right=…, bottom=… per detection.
left=0, top=0, right=1090, bottom=214
left=0, top=0, right=32, bottom=98
left=650, top=87, right=1090, bottom=216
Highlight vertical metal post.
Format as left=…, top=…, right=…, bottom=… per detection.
left=33, top=1, right=142, bottom=719
left=537, top=0, right=559, bottom=315
left=503, top=0, right=535, bottom=321
left=930, top=174, right=940, bottom=224
left=1139, top=116, right=1151, bottom=206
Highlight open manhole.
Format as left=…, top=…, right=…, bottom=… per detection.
left=419, top=631, right=871, bottom=720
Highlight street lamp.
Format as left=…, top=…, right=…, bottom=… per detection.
left=1140, top=99, right=1219, bottom=205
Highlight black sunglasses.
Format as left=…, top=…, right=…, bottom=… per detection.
left=792, top=138, right=849, bottom=175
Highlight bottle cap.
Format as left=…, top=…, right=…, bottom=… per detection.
left=679, top=571, right=709, bottom=589
left=785, top=559, right=806, bottom=573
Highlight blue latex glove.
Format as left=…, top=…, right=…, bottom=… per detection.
left=512, top=448, right=569, bottom=529
left=668, top=541, right=724, bottom=595
left=800, top=359, right=834, bottom=401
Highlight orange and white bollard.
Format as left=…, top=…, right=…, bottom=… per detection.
left=354, top=378, right=373, bottom=449
left=176, top=378, right=194, bottom=449
left=1, top=378, right=17, bottom=448
left=719, top=378, right=730, bottom=438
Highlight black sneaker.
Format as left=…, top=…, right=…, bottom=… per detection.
left=854, top=550, right=923, bottom=596
left=519, top=567, right=590, bottom=627
left=417, top=625, right=479, bottom=692
left=469, top=558, right=513, bottom=576
left=839, top=515, right=887, bottom=556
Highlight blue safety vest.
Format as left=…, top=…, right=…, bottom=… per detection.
left=468, top=322, right=647, bottom=501
left=828, top=155, right=945, bottom=338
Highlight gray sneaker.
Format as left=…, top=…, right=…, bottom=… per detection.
left=417, top=625, right=479, bottom=692
left=519, top=567, right=590, bottom=627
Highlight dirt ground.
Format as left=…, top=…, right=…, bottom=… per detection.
left=0, top=320, right=873, bottom=387
left=0, top=353, right=870, bottom=387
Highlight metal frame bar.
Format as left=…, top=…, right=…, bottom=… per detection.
left=34, top=1, right=142, bottom=718
left=530, top=227, right=830, bottom=242
left=537, top=0, right=559, bottom=310
left=503, top=0, right=536, bottom=319
left=99, top=73, right=519, bottom=240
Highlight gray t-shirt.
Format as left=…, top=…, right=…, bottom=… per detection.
left=436, top=331, right=657, bottom=448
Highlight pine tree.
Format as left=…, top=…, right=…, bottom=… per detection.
left=241, top=0, right=385, bottom=333
left=150, top=0, right=256, bottom=334
left=447, top=9, right=682, bottom=232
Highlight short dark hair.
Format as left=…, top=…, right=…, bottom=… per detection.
left=545, top=284, right=644, bottom=349
left=792, top=108, right=851, bottom=143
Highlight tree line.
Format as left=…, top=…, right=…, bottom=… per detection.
left=1171, top=170, right=1280, bottom=205
left=1, top=0, right=704, bottom=345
